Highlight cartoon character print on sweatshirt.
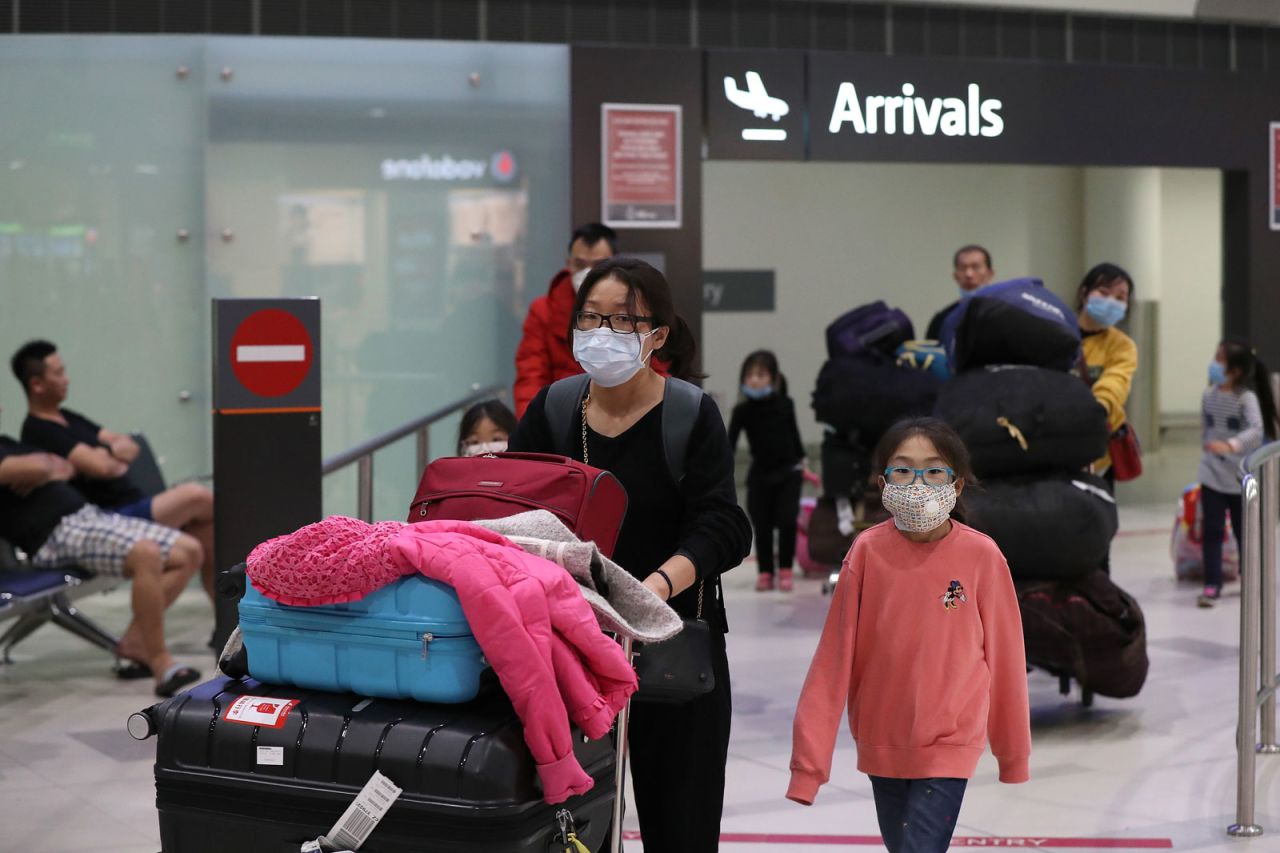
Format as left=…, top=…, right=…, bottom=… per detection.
left=940, top=580, right=967, bottom=611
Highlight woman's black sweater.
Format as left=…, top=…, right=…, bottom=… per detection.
left=509, top=385, right=752, bottom=633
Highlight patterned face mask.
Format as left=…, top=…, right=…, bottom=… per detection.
left=881, top=483, right=957, bottom=533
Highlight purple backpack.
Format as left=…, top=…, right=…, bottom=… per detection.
left=825, top=301, right=914, bottom=361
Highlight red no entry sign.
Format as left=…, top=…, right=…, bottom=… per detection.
left=230, top=309, right=314, bottom=398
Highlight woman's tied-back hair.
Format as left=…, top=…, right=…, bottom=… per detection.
left=570, top=257, right=702, bottom=381
left=1221, top=338, right=1280, bottom=441
left=874, top=416, right=977, bottom=523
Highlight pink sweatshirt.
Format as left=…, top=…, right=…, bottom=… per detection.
left=788, top=520, right=1031, bottom=805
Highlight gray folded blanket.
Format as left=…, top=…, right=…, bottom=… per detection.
left=474, top=510, right=683, bottom=643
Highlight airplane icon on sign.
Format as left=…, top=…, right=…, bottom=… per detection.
left=723, top=71, right=790, bottom=121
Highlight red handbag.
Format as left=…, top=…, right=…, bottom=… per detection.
left=1108, top=423, right=1143, bottom=482
left=407, top=452, right=628, bottom=557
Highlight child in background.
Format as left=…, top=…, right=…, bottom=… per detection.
left=728, top=351, right=806, bottom=592
left=1197, top=339, right=1279, bottom=607
left=457, top=399, right=516, bottom=457
left=788, top=417, right=1030, bottom=853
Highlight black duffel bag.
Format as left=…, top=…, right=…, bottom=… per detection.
left=966, top=473, right=1118, bottom=580
left=813, top=356, right=942, bottom=448
left=934, top=365, right=1108, bottom=478
left=1016, top=572, right=1149, bottom=699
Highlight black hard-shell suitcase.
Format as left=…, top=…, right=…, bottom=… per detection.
left=134, top=676, right=615, bottom=853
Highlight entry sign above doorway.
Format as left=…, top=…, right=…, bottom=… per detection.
left=1271, top=122, right=1280, bottom=231
left=706, top=51, right=805, bottom=161
left=703, top=270, right=775, bottom=312
left=214, top=298, right=321, bottom=413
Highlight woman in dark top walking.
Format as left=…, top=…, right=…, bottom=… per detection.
left=728, top=350, right=806, bottom=593
left=509, top=256, right=751, bottom=852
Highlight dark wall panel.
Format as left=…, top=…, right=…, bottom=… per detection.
left=571, top=46, right=704, bottom=370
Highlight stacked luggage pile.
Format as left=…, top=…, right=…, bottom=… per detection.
left=129, top=454, right=641, bottom=853
left=934, top=278, right=1149, bottom=705
left=806, top=301, right=944, bottom=588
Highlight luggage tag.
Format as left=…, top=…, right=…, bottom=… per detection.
left=303, top=770, right=403, bottom=852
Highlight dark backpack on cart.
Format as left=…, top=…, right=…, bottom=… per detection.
left=934, top=365, right=1109, bottom=478
left=966, top=473, right=1118, bottom=581
left=812, top=356, right=942, bottom=449
left=825, top=301, right=914, bottom=361
left=131, top=676, right=614, bottom=853
left=940, top=278, right=1081, bottom=372
left=1016, top=571, right=1149, bottom=702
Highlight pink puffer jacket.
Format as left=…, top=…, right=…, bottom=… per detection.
left=246, top=516, right=637, bottom=805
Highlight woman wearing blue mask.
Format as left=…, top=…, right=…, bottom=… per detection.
left=728, top=351, right=807, bottom=592
left=509, top=257, right=751, bottom=853
left=1076, top=262, right=1138, bottom=489
left=1196, top=339, right=1279, bottom=607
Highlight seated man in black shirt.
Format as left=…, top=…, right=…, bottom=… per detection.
left=0, top=426, right=203, bottom=696
left=11, top=340, right=216, bottom=600
left=924, top=244, right=996, bottom=340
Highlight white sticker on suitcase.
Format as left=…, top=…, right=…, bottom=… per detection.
left=222, top=695, right=300, bottom=729
left=322, top=770, right=403, bottom=851
left=256, top=746, right=284, bottom=766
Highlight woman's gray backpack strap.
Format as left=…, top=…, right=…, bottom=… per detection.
left=544, top=374, right=703, bottom=484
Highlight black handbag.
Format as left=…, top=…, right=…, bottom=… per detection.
left=632, top=583, right=716, bottom=704
left=580, top=395, right=715, bottom=705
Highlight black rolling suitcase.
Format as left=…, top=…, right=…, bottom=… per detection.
left=132, top=676, right=616, bottom=853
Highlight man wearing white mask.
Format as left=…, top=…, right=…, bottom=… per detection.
left=513, top=223, right=617, bottom=417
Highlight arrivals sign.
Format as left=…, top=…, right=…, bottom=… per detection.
left=601, top=103, right=682, bottom=228
left=706, top=51, right=805, bottom=160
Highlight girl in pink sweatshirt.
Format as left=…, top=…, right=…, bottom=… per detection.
left=788, top=417, right=1030, bottom=852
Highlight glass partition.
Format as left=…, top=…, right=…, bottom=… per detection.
left=202, top=38, right=569, bottom=518
left=0, top=36, right=209, bottom=482
left=0, top=35, right=570, bottom=518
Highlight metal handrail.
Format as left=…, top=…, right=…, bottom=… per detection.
left=321, top=383, right=505, bottom=522
left=1230, top=438, right=1280, bottom=838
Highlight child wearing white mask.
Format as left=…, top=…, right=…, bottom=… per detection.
left=788, top=417, right=1030, bottom=853
left=456, top=399, right=516, bottom=457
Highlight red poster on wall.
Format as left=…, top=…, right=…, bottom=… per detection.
left=1272, top=122, right=1280, bottom=231
left=602, top=104, right=682, bottom=229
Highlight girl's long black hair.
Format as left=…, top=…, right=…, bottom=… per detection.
left=1222, top=338, right=1280, bottom=441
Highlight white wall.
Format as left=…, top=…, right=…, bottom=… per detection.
left=701, top=161, right=1222, bottom=444
left=1157, top=169, right=1223, bottom=415
left=702, top=161, right=1086, bottom=444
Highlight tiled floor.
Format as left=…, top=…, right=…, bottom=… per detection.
left=1, top=443, right=1275, bottom=852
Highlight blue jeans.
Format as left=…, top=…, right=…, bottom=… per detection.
left=869, top=776, right=968, bottom=853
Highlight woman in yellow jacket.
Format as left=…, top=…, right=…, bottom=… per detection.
left=1076, top=262, right=1138, bottom=489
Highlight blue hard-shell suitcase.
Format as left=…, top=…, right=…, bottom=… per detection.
left=238, top=575, right=488, bottom=703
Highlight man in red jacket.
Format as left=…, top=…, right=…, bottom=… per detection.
left=513, top=223, right=617, bottom=417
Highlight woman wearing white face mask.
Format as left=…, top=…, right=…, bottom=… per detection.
left=1076, top=262, right=1138, bottom=489
left=509, top=257, right=752, bottom=852
left=456, top=399, right=516, bottom=457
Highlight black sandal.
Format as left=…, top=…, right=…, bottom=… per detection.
left=155, top=665, right=202, bottom=698
left=114, top=660, right=152, bottom=680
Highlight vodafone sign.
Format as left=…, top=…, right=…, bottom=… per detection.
left=230, top=309, right=314, bottom=399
